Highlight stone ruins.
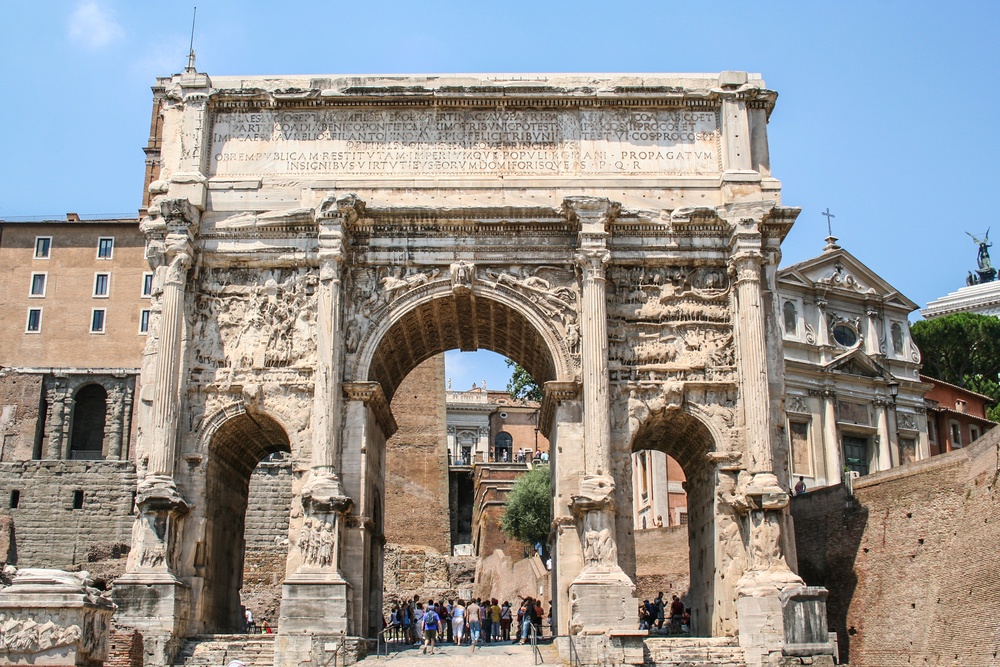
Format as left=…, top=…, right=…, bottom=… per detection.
left=98, top=70, right=832, bottom=667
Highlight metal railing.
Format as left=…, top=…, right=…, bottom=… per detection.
left=318, top=634, right=346, bottom=667
left=567, top=633, right=581, bottom=667
left=529, top=622, right=542, bottom=664
left=375, top=626, right=396, bottom=659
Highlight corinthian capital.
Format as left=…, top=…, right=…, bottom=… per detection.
left=728, top=250, right=764, bottom=285
left=575, top=246, right=611, bottom=275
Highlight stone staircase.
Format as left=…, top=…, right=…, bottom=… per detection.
left=173, top=634, right=276, bottom=667
left=643, top=637, right=746, bottom=667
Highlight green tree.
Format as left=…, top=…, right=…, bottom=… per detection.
left=500, top=465, right=551, bottom=548
left=506, top=358, right=543, bottom=401
left=911, top=312, right=1000, bottom=420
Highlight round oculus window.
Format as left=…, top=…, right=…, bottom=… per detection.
left=832, top=324, right=858, bottom=347
left=499, top=412, right=508, bottom=419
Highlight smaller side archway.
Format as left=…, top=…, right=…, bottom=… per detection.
left=201, top=408, right=291, bottom=633
left=629, top=408, right=722, bottom=637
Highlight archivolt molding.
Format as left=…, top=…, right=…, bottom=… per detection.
left=197, top=400, right=248, bottom=453
left=349, top=276, right=577, bottom=391
left=622, top=383, right=737, bottom=471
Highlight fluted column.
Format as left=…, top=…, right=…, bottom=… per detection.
left=730, top=248, right=772, bottom=474
left=309, top=195, right=360, bottom=481
left=727, top=212, right=804, bottom=601
left=145, top=201, right=198, bottom=481
left=563, top=196, right=636, bottom=635
left=123, top=197, right=199, bottom=580
left=280, top=196, right=365, bottom=645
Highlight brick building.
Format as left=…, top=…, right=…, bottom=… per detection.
left=922, top=374, right=995, bottom=455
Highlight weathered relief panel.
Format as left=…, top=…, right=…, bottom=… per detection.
left=209, top=109, right=720, bottom=178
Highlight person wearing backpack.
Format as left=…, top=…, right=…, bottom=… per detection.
left=421, top=600, right=440, bottom=654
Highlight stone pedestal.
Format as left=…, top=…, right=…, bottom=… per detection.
left=112, top=579, right=189, bottom=666
left=568, top=568, right=638, bottom=634
left=0, top=569, right=116, bottom=667
left=277, top=575, right=352, bottom=635
left=781, top=586, right=836, bottom=659
left=275, top=576, right=353, bottom=667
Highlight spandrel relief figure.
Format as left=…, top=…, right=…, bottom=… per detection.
left=380, top=267, right=439, bottom=299
left=486, top=266, right=578, bottom=325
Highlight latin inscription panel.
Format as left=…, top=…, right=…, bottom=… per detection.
left=209, top=108, right=720, bottom=178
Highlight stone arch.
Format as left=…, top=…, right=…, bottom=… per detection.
left=69, top=383, right=108, bottom=459
left=352, top=281, right=575, bottom=401
left=200, top=406, right=291, bottom=633
left=627, top=405, right=726, bottom=637
left=343, top=285, right=567, bottom=636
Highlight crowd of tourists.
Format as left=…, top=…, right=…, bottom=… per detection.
left=385, top=595, right=549, bottom=653
left=639, top=593, right=690, bottom=634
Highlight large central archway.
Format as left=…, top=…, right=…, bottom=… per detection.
left=341, top=283, right=572, bottom=637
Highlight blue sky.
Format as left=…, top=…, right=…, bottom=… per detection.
left=2, top=1, right=997, bottom=391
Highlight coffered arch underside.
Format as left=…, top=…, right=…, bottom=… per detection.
left=351, top=281, right=577, bottom=401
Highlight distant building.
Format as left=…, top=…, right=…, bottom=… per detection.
left=921, top=282, right=1000, bottom=319
left=923, top=374, right=996, bottom=455
left=0, top=215, right=145, bottom=462
left=445, top=384, right=548, bottom=556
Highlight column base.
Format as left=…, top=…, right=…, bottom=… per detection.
left=568, top=567, right=638, bottom=634
left=111, top=577, right=190, bottom=667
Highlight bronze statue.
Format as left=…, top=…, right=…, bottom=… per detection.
left=966, top=229, right=997, bottom=285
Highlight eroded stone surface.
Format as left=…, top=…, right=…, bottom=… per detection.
left=114, top=71, right=814, bottom=667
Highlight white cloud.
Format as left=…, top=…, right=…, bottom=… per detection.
left=68, top=1, right=124, bottom=50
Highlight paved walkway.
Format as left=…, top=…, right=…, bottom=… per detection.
left=359, top=640, right=554, bottom=667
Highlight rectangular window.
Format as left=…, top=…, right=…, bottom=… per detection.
left=970, top=425, right=980, bottom=442
left=97, top=237, right=114, bottom=259
left=26, top=308, right=42, bottom=333
left=789, top=420, right=813, bottom=476
left=72, top=490, right=84, bottom=510
left=29, top=273, right=47, bottom=297
left=9, top=490, right=19, bottom=509
left=141, top=272, right=154, bottom=298
left=93, top=273, right=110, bottom=297
left=139, top=309, right=150, bottom=334
left=950, top=421, right=963, bottom=448
left=90, top=308, right=106, bottom=334
left=34, top=236, right=51, bottom=259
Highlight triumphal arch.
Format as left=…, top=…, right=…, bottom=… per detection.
left=113, top=70, right=821, bottom=666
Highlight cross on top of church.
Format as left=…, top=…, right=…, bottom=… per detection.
left=822, top=208, right=841, bottom=252
left=822, top=208, right=835, bottom=236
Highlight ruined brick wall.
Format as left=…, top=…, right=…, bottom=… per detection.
left=241, top=460, right=293, bottom=624
left=633, top=524, right=690, bottom=603
left=0, top=460, right=136, bottom=568
left=791, top=435, right=1000, bottom=666
left=384, top=355, right=449, bottom=553
left=106, top=628, right=143, bottom=667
